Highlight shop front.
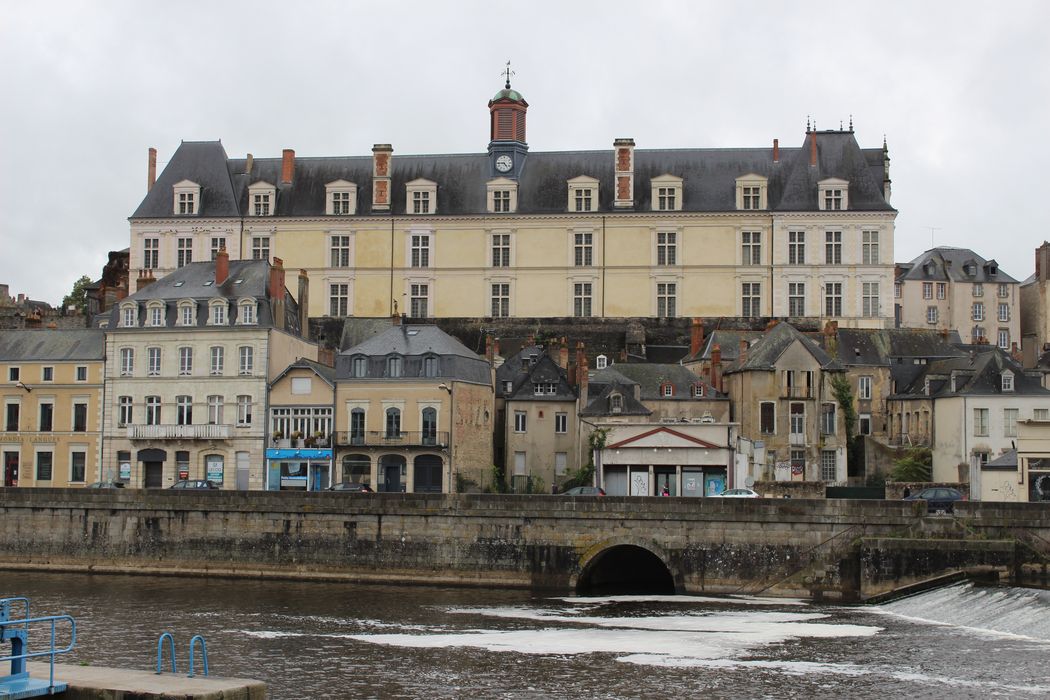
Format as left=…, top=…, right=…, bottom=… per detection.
left=265, top=447, right=333, bottom=491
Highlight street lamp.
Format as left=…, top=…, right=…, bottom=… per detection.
left=438, top=383, right=454, bottom=493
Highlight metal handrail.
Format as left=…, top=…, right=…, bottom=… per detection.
left=0, top=612, right=77, bottom=692
left=188, top=635, right=209, bottom=677
left=156, top=632, right=176, bottom=674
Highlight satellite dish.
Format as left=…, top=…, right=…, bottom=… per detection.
left=745, top=476, right=755, bottom=488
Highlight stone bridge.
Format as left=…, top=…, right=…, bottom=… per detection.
left=2, top=489, right=1048, bottom=601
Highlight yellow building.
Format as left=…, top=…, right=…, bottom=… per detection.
left=129, top=85, right=896, bottom=328
left=0, top=329, right=105, bottom=487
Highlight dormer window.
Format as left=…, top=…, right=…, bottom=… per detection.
left=147, top=302, right=165, bottom=327
left=735, top=174, right=768, bottom=210
left=178, top=301, right=196, bottom=327
left=325, top=180, right=358, bottom=215
left=817, top=178, right=849, bottom=211
left=387, top=355, right=403, bottom=378
left=660, top=383, right=674, bottom=397
left=1002, top=371, right=1014, bottom=392
left=486, top=178, right=518, bottom=213
left=351, top=356, right=367, bottom=378
left=692, top=384, right=704, bottom=398
left=422, top=356, right=438, bottom=378
left=248, top=181, right=276, bottom=216
left=595, top=354, right=608, bottom=369
left=406, top=179, right=437, bottom=215
left=173, top=180, right=201, bottom=216
left=208, top=300, right=228, bottom=326
left=567, top=176, right=599, bottom=212
left=651, top=175, right=683, bottom=211
left=120, top=303, right=137, bottom=328
left=237, top=299, right=257, bottom=325
left=610, top=393, right=623, bottom=413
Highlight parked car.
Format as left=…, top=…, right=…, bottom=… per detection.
left=904, top=487, right=965, bottom=513
left=86, top=480, right=126, bottom=489
left=718, top=488, right=760, bottom=498
left=328, top=482, right=374, bottom=493
left=169, top=479, right=219, bottom=490
left=562, top=486, right=605, bottom=496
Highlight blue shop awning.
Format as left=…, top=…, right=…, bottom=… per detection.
left=265, top=448, right=333, bottom=460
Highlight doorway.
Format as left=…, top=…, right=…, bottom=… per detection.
left=379, top=455, right=405, bottom=492
left=3, top=451, right=18, bottom=487
left=144, top=462, right=163, bottom=488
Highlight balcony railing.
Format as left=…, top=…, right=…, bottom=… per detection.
left=335, top=430, right=448, bottom=448
left=126, top=424, right=232, bottom=440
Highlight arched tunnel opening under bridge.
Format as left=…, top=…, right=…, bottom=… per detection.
left=576, top=544, right=676, bottom=596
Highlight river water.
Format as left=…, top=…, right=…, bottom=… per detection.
left=4, top=572, right=1050, bottom=699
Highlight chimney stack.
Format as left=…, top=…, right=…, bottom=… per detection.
left=1037, top=241, right=1050, bottom=283
left=579, top=353, right=589, bottom=407
left=772, top=138, right=779, bottom=163
left=136, top=269, right=156, bottom=292
left=269, top=258, right=286, bottom=330
left=558, top=337, right=569, bottom=369
left=147, top=147, right=157, bottom=192
left=245, top=153, right=254, bottom=176
left=882, top=136, right=892, bottom=203
left=739, top=339, right=749, bottom=364
left=297, top=269, right=309, bottom=338
left=613, top=138, right=635, bottom=209
left=485, top=334, right=494, bottom=365
left=809, top=132, right=817, bottom=167
left=690, top=318, right=704, bottom=357
left=215, top=247, right=229, bottom=285
left=281, top=149, right=295, bottom=184
left=710, top=343, right=722, bottom=392
left=372, top=144, right=393, bottom=213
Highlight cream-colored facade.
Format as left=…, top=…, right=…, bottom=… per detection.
left=0, top=331, right=105, bottom=487
left=1018, top=419, right=1050, bottom=502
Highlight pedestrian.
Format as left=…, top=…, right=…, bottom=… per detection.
left=661, top=485, right=670, bottom=497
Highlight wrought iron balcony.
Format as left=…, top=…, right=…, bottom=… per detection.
left=335, top=430, right=448, bottom=448
left=126, top=423, right=232, bottom=440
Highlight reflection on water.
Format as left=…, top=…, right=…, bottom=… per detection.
left=4, top=573, right=1049, bottom=699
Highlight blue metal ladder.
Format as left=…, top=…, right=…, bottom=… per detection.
left=156, top=632, right=209, bottom=678
left=0, top=597, right=76, bottom=698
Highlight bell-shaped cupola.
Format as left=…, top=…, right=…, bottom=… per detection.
left=487, top=66, right=529, bottom=178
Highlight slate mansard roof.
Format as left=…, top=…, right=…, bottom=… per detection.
left=336, top=324, right=491, bottom=386
left=495, top=345, right=577, bottom=401
left=892, top=349, right=1050, bottom=398
left=897, top=247, right=1019, bottom=284
left=132, top=130, right=892, bottom=219
left=0, top=329, right=106, bottom=362
left=103, top=259, right=301, bottom=334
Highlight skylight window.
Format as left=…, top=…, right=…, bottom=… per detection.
left=173, top=281, right=185, bottom=287
left=203, top=281, right=213, bottom=287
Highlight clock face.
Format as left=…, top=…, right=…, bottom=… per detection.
left=495, top=155, right=513, bottom=173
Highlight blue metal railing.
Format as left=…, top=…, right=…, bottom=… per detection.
left=155, top=632, right=209, bottom=678
left=1, top=596, right=76, bottom=696
left=156, top=632, right=176, bottom=674
left=188, top=635, right=208, bottom=678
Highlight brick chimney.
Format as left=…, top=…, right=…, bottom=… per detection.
left=772, top=138, right=779, bottom=164
left=1036, top=241, right=1050, bottom=283
left=579, top=352, right=589, bottom=406
left=215, top=247, right=229, bottom=285
left=372, top=144, right=393, bottom=213
left=526, top=332, right=535, bottom=347
left=269, top=258, right=286, bottom=331
left=613, top=138, right=635, bottom=209
left=485, top=334, right=494, bottom=365
left=297, top=269, right=309, bottom=338
left=690, top=318, right=704, bottom=357
left=558, top=337, right=569, bottom=369
left=245, top=153, right=254, bottom=177
left=136, top=269, right=156, bottom=292
left=281, top=149, right=295, bottom=184
left=710, top=343, right=722, bottom=392
left=147, top=147, right=157, bottom=192
left=739, top=339, right=749, bottom=364
left=809, top=131, right=817, bottom=167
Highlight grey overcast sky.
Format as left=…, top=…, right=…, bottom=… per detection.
left=2, top=0, right=1048, bottom=306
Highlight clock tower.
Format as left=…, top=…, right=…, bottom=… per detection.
left=487, top=63, right=528, bottom=179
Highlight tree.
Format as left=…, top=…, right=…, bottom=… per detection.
left=830, top=373, right=863, bottom=472
left=61, top=275, right=93, bottom=315
left=889, top=447, right=933, bottom=483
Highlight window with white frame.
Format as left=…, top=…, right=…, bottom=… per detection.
left=736, top=175, right=767, bottom=210
left=325, top=181, right=357, bottom=215
left=119, top=347, right=134, bottom=376
left=1004, top=407, right=1019, bottom=437
left=410, top=234, right=430, bottom=268
left=661, top=383, right=674, bottom=397
left=573, top=282, right=592, bottom=317
left=207, top=395, right=224, bottom=424
left=387, top=355, right=403, bottom=378
left=491, top=233, right=511, bottom=267
left=173, top=180, right=200, bottom=215
left=121, top=304, right=137, bottom=327
left=824, top=282, right=842, bottom=317
left=862, top=230, right=879, bottom=264
left=239, top=346, right=254, bottom=375
left=491, top=283, right=510, bottom=318
left=555, top=412, right=567, bottom=434
left=821, top=450, right=837, bottom=481
left=118, top=396, right=133, bottom=426
left=209, top=301, right=227, bottom=325
left=238, top=300, right=256, bottom=325
left=492, top=190, right=512, bottom=213
left=145, top=396, right=161, bottom=425
left=937, top=283, right=946, bottom=299
left=75, top=366, right=87, bottom=382
left=972, top=302, right=985, bottom=321
left=972, top=326, right=986, bottom=342
left=42, top=367, right=53, bottom=382
left=741, top=231, right=761, bottom=265
left=352, top=356, right=367, bottom=378
left=331, top=235, right=351, bottom=267
left=410, top=284, right=429, bottom=317
left=998, top=303, right=1009, bottom=322
left=574, top=187, right=593, bottom=211
left=657, top=231, right=677, bottom=265
left=595, top=354, right=608, bottom=369
left=251, top=236, right=270, bottom=261
left=657, top=282, right=676, bottom=318
left=210, top=237, right=226, bottom=260
left=148, top=303, right=164, bottom=327
left=927, top=306, right=939, bottom=324
left=567, top=176, right=599, bottom=212
left=237, top=395, right=252, bottom=426
left=422, top=356, right=438, bottom=378
left=514, top=411, right=527, bottom=433
left=858, top=375, right=872, bottom=400
left=998, top=283, right=1009, bottom=298
left=973, top=283, right=984, bottom=297
left=998, top=329, right=1010, bottom=350
left=1035, top=408, right=1049, bottom=421
left=652, top=176, right=683, bottom=211
left=974, top=407, right=989, bottom=436
left=825, top=231, right=842, bottom=264
left=210, top=346, right=224, bottom=375
left=923, top=282, right=933, bottom=299
left=178, top=347, right=193, bottom=376
left=178, top=302, right=195, bottom=326
left=329, top=283, right=349, bottom=317
left=574, top=232, right=593, bottom=266
left=143, top=238, right=159, bottom=269
left=821, top=402, right=836, bottom=435
left=760, top=402, right=775, bottom=434
left=741, top=282, right=761, bottom=317
left=862, top=282, right=880, bottom=317
left=788, top=283, right=805, bottom=317
left=147, top=347, right=161, bottom=376
left=818, top=179, right=848, bottom=210
left=249, top=182, right=275, bottom=216
left=788, top=231, right=805, bottom=265
left=742, top=186, right=761, bottom=210
left=177, top=238, right=193, bottom=268
left=176, top=395, right=192, bottom=425
left=693, top=383, right=704, bottom=398
left=533, top=382, right=556, bottom=396
left=1002, top=371, right=1014, bottom=392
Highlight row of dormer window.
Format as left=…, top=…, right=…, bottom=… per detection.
left=118, top=298, right=257, bottom=328
left=170, top=175, right=851, bottom=216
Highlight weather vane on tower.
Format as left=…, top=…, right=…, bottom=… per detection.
left=502, top=60, right=515, bottom=89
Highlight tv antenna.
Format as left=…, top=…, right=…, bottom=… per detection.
left=926, top=226, right=941, bottom=249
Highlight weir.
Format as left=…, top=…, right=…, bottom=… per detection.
left=1, top=488, right=1049, bottom=601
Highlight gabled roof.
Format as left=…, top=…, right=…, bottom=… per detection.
left=591, top=363, right=723, bottom=400
left=0, top=329, right=105, bottom=362
left=607, top=426, right=722, bottom=450
left=503, top=352, right=577, bottom=401
left=726, top=322, right=841, bottom=374
left=270, top=357, right=335, bottom=388
left=580, top=380, right=652, bottom=417
left=897, top=247, right=1019, bottom=284
left=983, top=449, right=1018, bottom=470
